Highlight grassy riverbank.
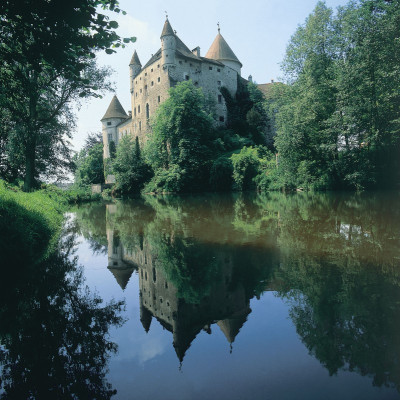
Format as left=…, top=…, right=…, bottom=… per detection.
left=0, top=180, right=102, bottom=264
left=0, top=181, right=67, bottom=263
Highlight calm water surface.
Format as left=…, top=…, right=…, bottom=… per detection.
left=2, top=192, right=400, bottom=399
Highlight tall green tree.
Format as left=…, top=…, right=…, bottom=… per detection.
left=113, top=136, right=151, bottom=194
left=0, top=0, right=135, bottom=190
left=276, top=1, right=338, bottom=190
left=145, top=81, right=214, bottom=193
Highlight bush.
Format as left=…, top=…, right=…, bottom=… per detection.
left=209, top=156, right=233, bottom=191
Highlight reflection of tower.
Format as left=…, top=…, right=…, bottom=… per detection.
left=136, top=246, right=252, bottom=362
left=107, top=229, right=135, bottom=290
left=104, top=212, right=254, bottom=362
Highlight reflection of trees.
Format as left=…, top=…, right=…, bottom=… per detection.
left=75, top=191, right=400, bottom=389
left=0, top=227, right=124, bottom=399
left=72, top=203, right=108, bottom=255
left=269, top=192, right=400, bottom=391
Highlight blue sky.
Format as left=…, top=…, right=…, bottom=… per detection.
left=74, top=0, right=349, bottom=150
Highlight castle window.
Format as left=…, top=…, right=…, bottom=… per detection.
left=158, top=96, right=161, bottom=103
left=146, top=103, right=150, bottom=119
left=136, top=92, right=138, bottom=97
left=165, top=282, right=168, bottom=289
left=179, top=61, right=182, bottom=65
left=152, top=268, right=156, bottom=282
left=140, top=88, right=142, bottom=93
left=151, top=68, right=153, bottom=72
left=108, top=133, right=112, bottom=141
left=135, top=80, right=137, bottom=84
left=145, top=85, right=147, bottom=91
left=219, top=116, right=225, bottom=122
left=158, top=77, right=160, bottom=82
left=217, top=80, right=221, bottom=86
left=140, top=77, right=141, bottom=80
left=151, top=81, right=154, bottom=86
left=139, top=121, right=142, bottom=131
left=134, top=107, right=136, bottom=117
left=138, top=105, right=140, bottom=113
left=209, top=66, right=212, bottom=70
left=107, top=121, right=111, bottom=126
left=194, top=81, right=198, bottom=86
left=185, top=75, right=189, bottom=81
left=145, top=72, right=147, bottom=76
left=157, top=64, right=160, bottom=68
left=217, top=68, right=221, bottom=72
left=218, top=94, right=222, bottom=104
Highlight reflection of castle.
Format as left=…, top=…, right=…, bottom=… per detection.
left=106, top=226, right=255, bottom=362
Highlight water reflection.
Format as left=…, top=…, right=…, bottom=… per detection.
left=0, top=224, right=124, bottom=399
left=74, top=192, right=400, bottom=393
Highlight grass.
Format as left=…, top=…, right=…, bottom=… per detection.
left=0, top=180, right=67, bottom=264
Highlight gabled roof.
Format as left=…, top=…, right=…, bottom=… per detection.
left=161, top=18, right=174, bottom=38
left=101, top=95, right=129, bottom=121
left=129, top=50, right=142, bottom=66
left=205, top=33, right=242, bottom=67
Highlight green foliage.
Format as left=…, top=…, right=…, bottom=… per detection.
left=209, top=156, right=234, bottom=192
left=0, top=0, right=135, bottom=190
left=231, top=147, right=261, bottom=191
left=109, top=140, right=116, bottom=159
left=0, top=180, right=66, bottom=263
left=74, top=142, right=105, bottom=186
left=274, top=0, right=400, bottom=190
left=144, top=81, right=214, bottom=193
left=114, top=136, right=151, bottom=195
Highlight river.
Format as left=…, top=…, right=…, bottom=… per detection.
left=1, top=191, right=399, bottom=399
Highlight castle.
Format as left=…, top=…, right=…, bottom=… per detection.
left=100, top=17, right=248, bottom=182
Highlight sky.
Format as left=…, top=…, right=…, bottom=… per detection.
left=73, top=0, right=350, bottom=151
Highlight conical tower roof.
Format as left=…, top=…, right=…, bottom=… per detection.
left=205, top=32, right=242, bottom=67
left=107, top=266, right=134, bottom=290
left=101, top=95, right=128, bottom=121
left=217, top=308, right=250, bottom=344
left=140, top=303, right=153, bottom=333
left=129, top=50, right=142, bottom=66
left=161, top=18, right=174, bottom=38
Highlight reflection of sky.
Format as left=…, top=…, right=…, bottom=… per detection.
left=74, top=233, right=399, bottom=400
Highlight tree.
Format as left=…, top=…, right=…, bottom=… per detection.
left=145, top=81, right=214, bottom=193
left=113, top=136, right=151, bottom=194
left=74, top=142, right=105, bottom=186
left=0, top=0, right=135, bottom=190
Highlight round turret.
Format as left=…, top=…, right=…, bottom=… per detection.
left=161, top=18, right=176, bottom=69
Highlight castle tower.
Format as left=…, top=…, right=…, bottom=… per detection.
left=160, top=18, right=176, bottom=70
left=205, top=26, right=242, bottom=75
left=101, top=95, right=128, bottom=163
left=129, top=50, right=142, bottom=94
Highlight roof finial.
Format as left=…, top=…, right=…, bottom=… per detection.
left=217, top=22, right=220, bottom=33
left=165, top=10, right=168, bottom=20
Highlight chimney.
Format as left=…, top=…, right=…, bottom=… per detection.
left=271, top=79, right=274, bottom=83
left=192, top=46, right=200, bottom=57
left=248, top=75, right=253, bottom=82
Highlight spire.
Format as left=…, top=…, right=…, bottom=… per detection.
left=140, top=303, right=152, bottom=333
left=129, top=50, right=142, bottom=66
left=205, top=32, right=242, bottom=67
left=101, top=95, right=129, bottom=121
left=161, top=18, right=175, bottom=38
left=107, top=265, right=134, bottom=290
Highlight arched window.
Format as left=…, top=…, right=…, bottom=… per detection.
left=146, top=103, right=150, bottom=120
